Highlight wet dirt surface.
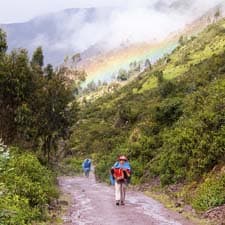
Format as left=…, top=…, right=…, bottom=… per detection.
left=58, top=174, right=195, bottom=225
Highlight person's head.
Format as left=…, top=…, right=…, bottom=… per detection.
left=118, top=155, right=127, bottom=164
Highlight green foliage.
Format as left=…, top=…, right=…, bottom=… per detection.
left=5, top=153, right=58, bottom=205
left=154, top=70, right=164, bottom=84
left=0, top=48, right=33, bottom=142
left=178, top=35, right=187, bottom=46
left=31, top=46, right=44, bottom=67
left=95, top=156, right=113, bottom=183
left=214, top=9, right=221, bottom=21
left=192, top=172, right=225, bottom=211
left=116, top=103, right=138, bottom=127
left=0, top=29, right=79, bottom=161
left=33, top=74, right=77, bottom=161
left=44, top=64, right=54, bottom=79
left=153, top=97, right=183, bottom=126
left=151, top=79, right=225, bottom=185
left=158, top=80, right=176, bottom=98
left=0, top=194, right=37, bottom=225
left=0, top=21, right=82, bottom=225
left=0, top=28, right=7, bottom=54
left=144, top=59, right=152, bottom=70
left=61, top=157, right=83, bottom=175
left=128, top=159, right=145, bottom=185
left=0, top=143, right=58, bottom=224
left=117, top=69, right=128, bottom=81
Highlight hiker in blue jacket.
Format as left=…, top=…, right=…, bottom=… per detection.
left=82, top=158, right=91, bottom=177
left=110, top=156, right=131, bottom=205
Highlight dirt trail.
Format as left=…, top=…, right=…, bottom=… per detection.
left=58, top=173, right=195, bottom=225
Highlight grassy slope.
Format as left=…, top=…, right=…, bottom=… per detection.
left=139, top=19, right=225, bottom=92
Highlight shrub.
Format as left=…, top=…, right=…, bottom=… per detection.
left=61, top=157, right=83, bottom=175
left=192, top=172, right=225, bottom=211
left=128, top=159, right=145, bottom=185
left=5, top=152, right=58, bottom=206
left=0, top=193, right=38, bottom=225
left=95, top=156, right=113, bottom=183
left=0, top=146, right=58, bottom=224
left=153, top=97, right=183, bottom=126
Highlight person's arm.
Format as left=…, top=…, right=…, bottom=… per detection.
left=123, top=169, right=131, bottom=179
left=112, top=168, right=117, bottom=179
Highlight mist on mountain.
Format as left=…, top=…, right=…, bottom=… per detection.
left=0, top=0, right=223, bottom=65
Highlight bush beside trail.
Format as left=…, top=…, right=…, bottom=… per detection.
left=0, top=143, right=58, bottom=225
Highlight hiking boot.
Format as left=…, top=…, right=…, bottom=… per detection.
left=121, top=201, right=125, bottom=205
left=116, top=201, right=119, bottom=206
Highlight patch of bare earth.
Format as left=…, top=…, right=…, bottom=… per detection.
left=203, top=204, right=225, bottom=225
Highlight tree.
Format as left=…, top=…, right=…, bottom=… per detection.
left=0, top=49, right=33, bottom=142
left=0, top=29, right=7, bottom=55
left=44, top=64, right=54, bottom=79
left=59, top=57, right=87, bottom=95
left=134, top=63, right=141, bottom=72
left=97, top=80, right=102, bottom=87
left=154, top=70, right=164, bottom=84
left=214, top=8, right=221, bottom=22
left=31, top=46, right=44, bottom=67
left=0, top=29, right=79, bottom=161
left=145, top=59, right=152, bottom=70
left=72, top=53, right=81, bottom=65
left=32, top=73, right=78, bottom=161
left=86, top=81, right=97, bottom=92
left=117, top=69, right=128, bottom=81
left=178, top=35, right=185, bottom=46
left=72, top=53, right=81, bottom=68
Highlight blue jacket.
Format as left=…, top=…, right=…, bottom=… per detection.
left=113, top=161, right=131, bottom=170
left=82, top=159, right=91, bottom=171
left=110, top=161, right=131, bottom=185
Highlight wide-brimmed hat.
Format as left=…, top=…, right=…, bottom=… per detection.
left=118, top=155, right=127, bottom=161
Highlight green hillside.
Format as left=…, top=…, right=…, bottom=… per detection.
left=70, top=18, right=225, bottom=212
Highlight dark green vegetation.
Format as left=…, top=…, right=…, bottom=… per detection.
left=70, top=18, right=225, bottom=211
left=0, top=31, right=78, bottom=160
left=0, top=143, right=58, bottom=225
left=60, top=157, right=84, bottom=175
left=0, top=28, right=79, bottom=224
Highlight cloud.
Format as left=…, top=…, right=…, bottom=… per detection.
left=46, top=0, right=224, bottom=53
left=0, top=0, right=159, bottom=24
left=3, top=0, right=224, bottom=65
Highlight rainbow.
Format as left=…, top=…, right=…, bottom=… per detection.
left=80, top=39, right=178, bottom=85
left=79, top=12, right=212, bottom=86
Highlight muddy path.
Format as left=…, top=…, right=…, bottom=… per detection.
left=58, top=173, right=195, bottom=225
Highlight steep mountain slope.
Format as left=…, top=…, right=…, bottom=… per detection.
left=69, top=18, right=225, bottom=220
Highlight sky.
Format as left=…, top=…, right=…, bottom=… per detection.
left=0, top=0, right=164, bottom=23
left=0, top=0, right=223, bottom=24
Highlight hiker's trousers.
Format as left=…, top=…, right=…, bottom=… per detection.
left=115, top=181, right=126, bottom=202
